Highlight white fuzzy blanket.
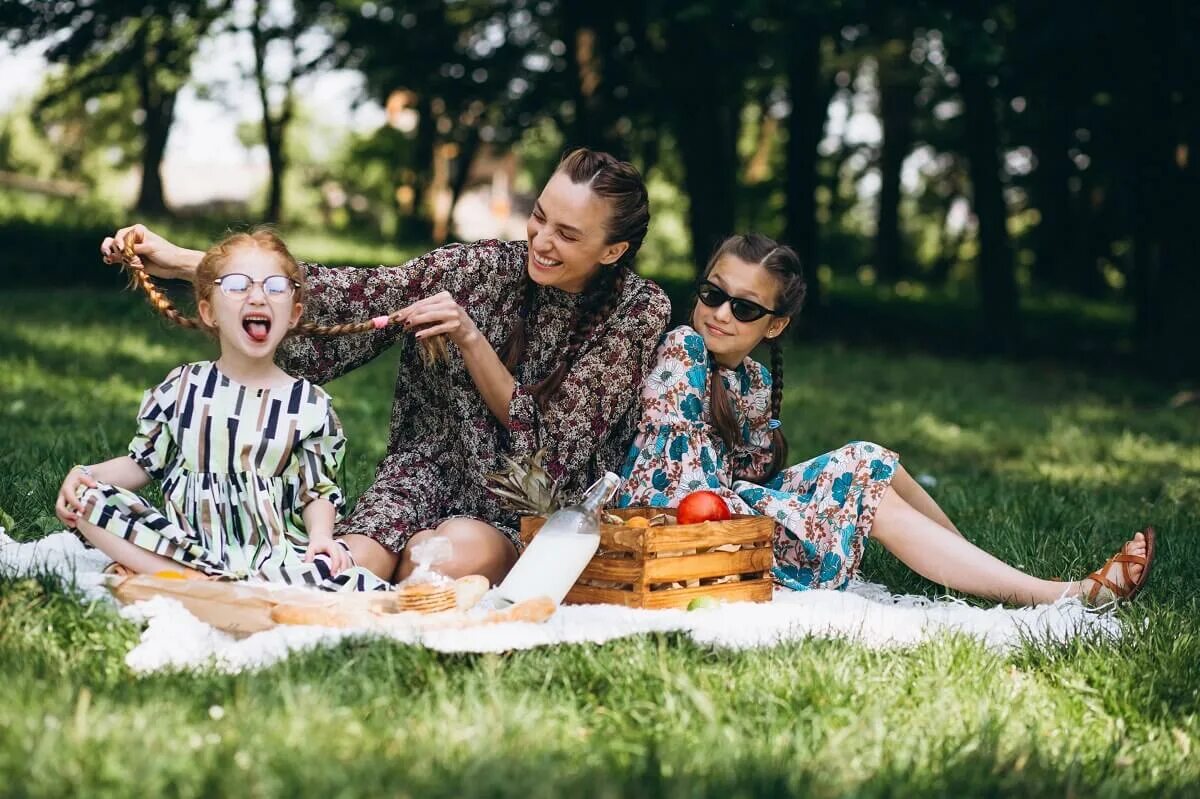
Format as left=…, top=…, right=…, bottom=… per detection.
left=0, top=530, right=1120, bottom=674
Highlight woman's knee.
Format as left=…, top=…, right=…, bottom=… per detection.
left=395, top=519, right=517, bottom=584
left=338, top=533, right=400, bottom=580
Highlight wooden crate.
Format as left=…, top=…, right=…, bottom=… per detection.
left=519, top=507, right=774, bottom=610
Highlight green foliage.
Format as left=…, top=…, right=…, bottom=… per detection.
left=1, top=287, right=1198, bottom=795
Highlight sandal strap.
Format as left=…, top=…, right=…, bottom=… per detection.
left=1086, top=571, right=1125, bottom=604
left=1085, top=544, right=1151, bottom=605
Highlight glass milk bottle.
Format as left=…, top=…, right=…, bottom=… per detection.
left=494, top=472, right=620, bottom=607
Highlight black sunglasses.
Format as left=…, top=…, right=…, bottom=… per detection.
left=696, top=280, right=780, bottom=323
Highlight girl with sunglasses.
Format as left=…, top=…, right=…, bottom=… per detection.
left=55, top=229, right=394, bottom=589
left=619, top=233, right=1155, bottom=606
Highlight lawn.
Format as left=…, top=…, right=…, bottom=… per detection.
left=1, top=286, right=1198, bottom=797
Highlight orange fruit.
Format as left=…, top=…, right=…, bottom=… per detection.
left=625, top=516, right=651, bottom=528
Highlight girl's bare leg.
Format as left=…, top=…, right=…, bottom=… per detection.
left=394, top=518, right=518, bottom=585
left=75, top=519, right=206, bottom=577
left=870, top=487, right=1147, bottom=605
left=891, top=464, right=962, bottom=536
left=337, top=533, right=400, bottom=581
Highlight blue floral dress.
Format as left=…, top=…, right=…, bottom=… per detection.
left=618, top=326, right=899, bottom=591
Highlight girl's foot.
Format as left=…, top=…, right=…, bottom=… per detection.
left=1077, top=527, right=1156, bottom=606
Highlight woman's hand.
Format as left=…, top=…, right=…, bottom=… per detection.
left=54, top=466, right=98, bottom=529
left=99, top=224, right=202, bottom=282
left=397, top=291, right=483, bottom=349
left=304, top=533, right=352, bottom=575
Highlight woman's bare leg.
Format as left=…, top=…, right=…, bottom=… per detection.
left=75, top=519, right=206, bottom=577
left=337, top=533, right=400, bottom=581
left=394, top=519, right=518, bottom=585
left=870, top=487, right=1147, bottom=605
left=891, top=464, right=962, bottom=536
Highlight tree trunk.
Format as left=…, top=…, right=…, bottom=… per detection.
left=874, top=39, right=916, bottom=282
left=663, top=17, right=741, bottom=275
left=401, top=93, right=437, bottom=241
left=673, top=95, right=739, bottom=274
left=448, top=126, right=483, bottom=222
left=784, top=15, right=827, bottom=312
left=133, top=25, right=173, bottom=216
left=959, top=66, right=1020, bottom=351
left=1128, top=4, right=1198, bottom=377
left=562, top=0, right=608, bottom=150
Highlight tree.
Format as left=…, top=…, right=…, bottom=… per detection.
left=871, top=9, right=920, bottom=283
left=941, top=8, right=1021, bottom=351
left=243, top=0, right=345, bottom=222
left=2, top=1, right=230, bottom=215
left=333, top=0, right=548, bottom=242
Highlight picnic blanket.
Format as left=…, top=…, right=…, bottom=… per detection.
left=0, top=529, right=1121, bottom=674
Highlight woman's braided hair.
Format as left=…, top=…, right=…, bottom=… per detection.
left=498, top=148, right=651, bottom=409
left=699, top=233, right=806, bottom=482
left=119, top=228, right=417, bottom=340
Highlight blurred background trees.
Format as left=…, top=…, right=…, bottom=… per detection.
left=1, top=0, right=1197, bottom=378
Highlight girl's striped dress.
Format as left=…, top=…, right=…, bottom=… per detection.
left=79, top=361, right=388, bottom=591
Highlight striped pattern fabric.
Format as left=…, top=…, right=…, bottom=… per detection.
left=82, top=361, right=389, bottom=591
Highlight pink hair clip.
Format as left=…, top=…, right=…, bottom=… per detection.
left=371, top=315, right=390, bottom=330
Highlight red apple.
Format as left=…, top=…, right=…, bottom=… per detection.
left=675, top=490, right=731, bottom=525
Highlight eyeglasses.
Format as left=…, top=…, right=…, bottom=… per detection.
left=213, top=273, right=299, bottom=299
left=696, top=280, right=780, bottom=323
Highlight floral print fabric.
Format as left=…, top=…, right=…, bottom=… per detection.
left=275, top=240, right=672, bottom=554
left=618, top=326, right=899, bottom=590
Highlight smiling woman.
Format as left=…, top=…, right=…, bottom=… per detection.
left=99, top=149, right=672, bottom=587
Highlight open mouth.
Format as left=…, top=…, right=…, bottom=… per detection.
left=531, top=252, right=563, bottom=270
left=242, top=313, right=272, bottom=342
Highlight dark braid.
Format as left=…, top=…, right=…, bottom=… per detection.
left=498, top=147, right=650, bottom=403
left=530, top=265, right=626, bottom=409
left=499, top=276, right=539, bottom=371
left=707, top=357, right=740, bottom=455
left=763, top=337, right=788, bottom=479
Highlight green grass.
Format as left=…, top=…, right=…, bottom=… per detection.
left=1, top=288, right=1199, bottom=797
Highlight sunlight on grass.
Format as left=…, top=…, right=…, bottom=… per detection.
left=1, top=288, right=1199, bottom=797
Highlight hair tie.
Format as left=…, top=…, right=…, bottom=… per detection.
left=371, top=315, right=390, bottom=330
left=768, top=418, right=782, bottom=430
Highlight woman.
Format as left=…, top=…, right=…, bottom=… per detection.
left=100, top=148, right=672, bottom=585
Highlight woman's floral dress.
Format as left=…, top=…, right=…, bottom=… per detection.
left=618, top=326, right=899, bottom=590
left=79, top=361, right=389, bottom=590
left=276, top=240, right=672, bottom=554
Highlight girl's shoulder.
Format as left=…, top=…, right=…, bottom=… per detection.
left=656, top=325, right=710, bottom=366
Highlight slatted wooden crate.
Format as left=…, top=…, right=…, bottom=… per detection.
left=519, top=507, right=774, bottom=609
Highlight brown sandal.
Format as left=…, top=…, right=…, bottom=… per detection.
left=1083, top=526, right=1157, bottom=606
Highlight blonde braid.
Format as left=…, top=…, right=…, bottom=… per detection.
left=295, top=310, right=449, bottom=366
left=118, top=240, right=202, bottom=330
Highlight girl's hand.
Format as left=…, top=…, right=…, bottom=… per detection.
left=54, top=466, right=98, bottom=529
left=100, top=224, right=198, bottom=281
left=396, top=291, right=482, bottom=349
left=304, top=533, right=352, bottom=575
